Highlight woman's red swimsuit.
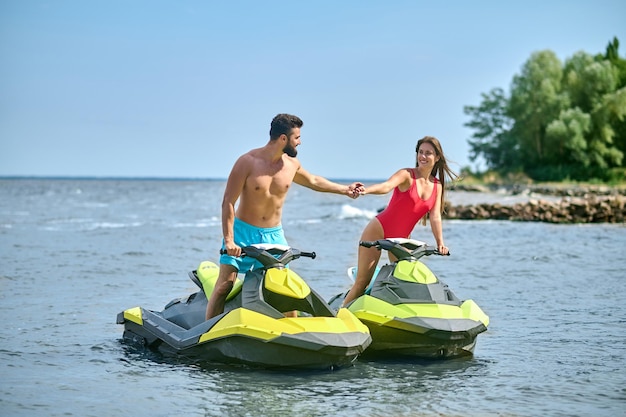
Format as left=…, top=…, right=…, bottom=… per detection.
left=376, top=174, right=438, bottom=238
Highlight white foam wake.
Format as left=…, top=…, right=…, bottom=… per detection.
left=338, top=204, right=377, bottom=219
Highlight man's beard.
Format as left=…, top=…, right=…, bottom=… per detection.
left=283, top=144, right=298, bottom=157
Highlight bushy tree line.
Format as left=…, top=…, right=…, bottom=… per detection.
left=464, top=37, right=626, bottom=182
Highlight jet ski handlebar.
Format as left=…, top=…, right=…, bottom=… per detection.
left=360, top=238, right=449, bottom=261
left=220, top=244, right=316, bottom=268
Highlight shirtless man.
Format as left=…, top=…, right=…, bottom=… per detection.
left=205, top=113, right=363, bottom=319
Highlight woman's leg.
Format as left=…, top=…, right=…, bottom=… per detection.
left=342, top=219, right=384, bottom=307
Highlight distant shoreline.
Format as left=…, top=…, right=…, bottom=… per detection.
left=447, top=184, right=625, bottom=223
left=449, top=183, right=626, bottom=198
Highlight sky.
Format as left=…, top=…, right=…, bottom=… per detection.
left=1, top=1, right=625, bottom=180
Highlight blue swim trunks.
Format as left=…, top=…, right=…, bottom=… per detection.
left=220, top=217, right=288, bottom=272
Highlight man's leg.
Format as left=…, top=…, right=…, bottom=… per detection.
left=205, top=264, right=238, bottom=320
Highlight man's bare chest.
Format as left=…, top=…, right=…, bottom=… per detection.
left=246, top=170, right=295, bottom=197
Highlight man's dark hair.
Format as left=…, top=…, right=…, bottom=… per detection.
left=269, top=114, right=303, bottom=140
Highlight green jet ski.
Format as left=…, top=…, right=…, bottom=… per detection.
left=117, top=244, right=371, bottom=369
left=328, top=238, right=489, bottom=359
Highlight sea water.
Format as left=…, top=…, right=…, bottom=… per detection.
left=1, top=178, right=625, bottom=417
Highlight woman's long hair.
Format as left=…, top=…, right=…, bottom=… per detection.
left=416, top=136, right=458, bottom=217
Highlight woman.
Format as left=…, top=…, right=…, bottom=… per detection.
left=342, top=136, right=457, bottom=307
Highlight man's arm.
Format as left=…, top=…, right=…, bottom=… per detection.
left=221, top=155, right=250, bottom=257
left=294, top=165, right=363, bottom=197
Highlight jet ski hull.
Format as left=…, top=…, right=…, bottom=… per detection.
left=329, top=239, right=489, bottom=360
left=117, top=251, right=371, bottom=370
left=330, top=295, right=487, bottom=359
left=117, top=305, right=370, bottom=369
left=351, top=304, right=486, bottom=358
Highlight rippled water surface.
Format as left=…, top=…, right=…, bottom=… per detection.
left=1, top=179, right=625, bottom=417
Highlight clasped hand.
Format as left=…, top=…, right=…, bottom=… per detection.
left=348, top=182, right=365, bottom=199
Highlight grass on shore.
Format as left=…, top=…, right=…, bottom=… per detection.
left=457, top=169, right=626, bottom=189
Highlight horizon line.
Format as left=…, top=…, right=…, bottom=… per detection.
left=0, top=175, right=385, bottom=182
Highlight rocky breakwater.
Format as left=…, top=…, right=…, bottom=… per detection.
left=446, top=185, right=626, bottom=224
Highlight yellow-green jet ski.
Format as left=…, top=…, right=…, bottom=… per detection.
left=117, top=244, right=371, bottom=369
left=329, top=238, right=489, bottom=359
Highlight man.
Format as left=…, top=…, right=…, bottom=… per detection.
left=205, top=113, right=363, bottom=319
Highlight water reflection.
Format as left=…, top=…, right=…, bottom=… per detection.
left=118, top=341, right=494, bottom=417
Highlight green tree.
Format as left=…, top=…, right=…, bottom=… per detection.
left=508, top=50, right=570, bottom=177
left=602, top=37, right=626, bottom=175
left=604, top=37, right=626, bottom=86
left=544, top=107, right=591, bottom=167
left=563, top=51, right=624, bottom=175
left=464, top=88, right=517, bottom=171
left=465, top=38, right=626, bottom=181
